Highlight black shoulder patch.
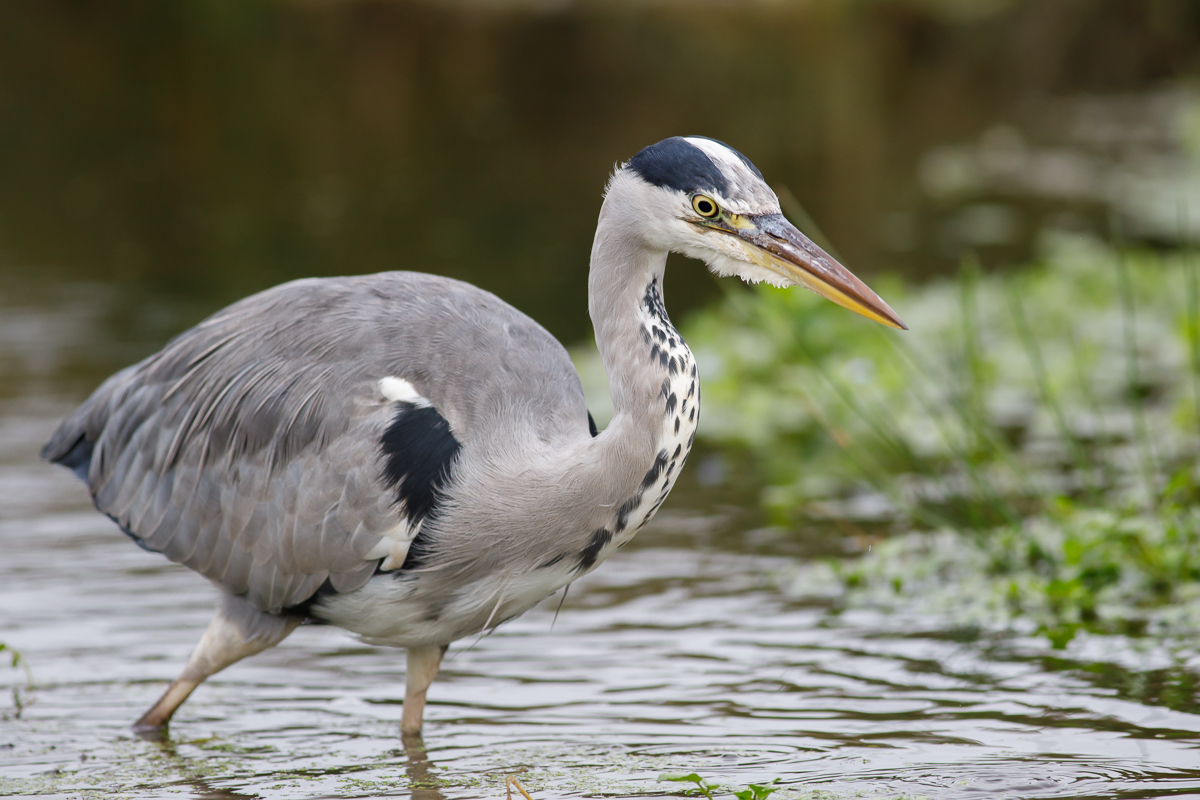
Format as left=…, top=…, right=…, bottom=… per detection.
left=687, top=136, right=764, bottom=180
left=379, top=403, right=462, bottom=527
left=626, top=137, right=729, bottom=195
left=587, top=411, right=599, bottom=438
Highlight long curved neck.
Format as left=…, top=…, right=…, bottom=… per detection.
left=581, top=183, right=699, bottom=546
left=589, top=211, right=670, bottom=418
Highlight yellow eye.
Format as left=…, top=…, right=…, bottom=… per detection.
left=691, top=195, right=719, bottom=218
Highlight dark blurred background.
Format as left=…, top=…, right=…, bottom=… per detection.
left=2, top=0, right=1199, bottom=350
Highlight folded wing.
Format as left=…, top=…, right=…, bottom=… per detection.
left=42, top=279, right=463, bottom=614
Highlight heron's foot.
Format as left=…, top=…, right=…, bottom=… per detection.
left=133, top=677, right=201, bottom=734
left=132, top=715, right=167, bottom=733
left=400, top=729, right=427, bottom=752
left=131, top=719, right=172, bottom=742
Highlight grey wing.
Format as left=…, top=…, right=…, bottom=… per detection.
left=41, top=279, right=464, bottom=614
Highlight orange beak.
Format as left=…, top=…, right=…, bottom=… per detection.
left=711, top=213, right=907, bottom=330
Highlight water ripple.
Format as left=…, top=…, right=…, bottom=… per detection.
left=3, top=392, right=1200, bottom=797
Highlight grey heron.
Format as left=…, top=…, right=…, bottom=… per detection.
left=43, top=136, right=905, bottom=737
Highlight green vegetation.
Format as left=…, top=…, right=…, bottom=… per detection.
left=832, top=502, right=1200, bottom=647
left=656, top=773, right=922, bottom=800
left=683, top=232, right=1200, bottom=646
left=0, top=642, right=33, bottom=718
left=659, top=773, right=779, bottom=800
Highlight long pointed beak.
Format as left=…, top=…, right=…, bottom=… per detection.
left=732, top=213, right=907, bottom=330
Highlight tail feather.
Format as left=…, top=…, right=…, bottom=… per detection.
left=41, top=363, right=143, bottom=483
left=47, top=433, right=94, bottom=483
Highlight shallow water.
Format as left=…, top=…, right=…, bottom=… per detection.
left=3, top=291, right=1200, bottom=799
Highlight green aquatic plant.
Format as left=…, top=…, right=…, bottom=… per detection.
left=685, top=233, right=1196, bottom=530
left=660, top=773, right=722, bottom=799
left=828, top=494, right=1200, bottom=647
left=681, top=232, right=1200, bottom=644
left=658, top=773, right=779, bottom=800
left=0, top=642, right=33, bottom=718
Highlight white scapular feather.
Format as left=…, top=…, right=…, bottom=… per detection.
left=378, top=376, right=430, bottom=406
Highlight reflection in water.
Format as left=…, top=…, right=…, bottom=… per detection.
left=140, top=731, right=262, bottom=800
left=401, top=735, right=448, bottom=800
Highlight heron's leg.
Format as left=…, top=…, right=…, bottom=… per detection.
left=400, top=644, right=448, bottom=737
left=134, top=593, right=300, bottom=732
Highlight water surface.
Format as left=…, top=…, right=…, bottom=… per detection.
left=3, top=289, right=1200, bottom=800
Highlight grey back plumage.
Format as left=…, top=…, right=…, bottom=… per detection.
left=43, top=272, right=591, bottom=614
left=44, top=136, right=811, bottom=647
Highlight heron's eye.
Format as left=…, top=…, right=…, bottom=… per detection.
left=692, top=195, right=719, bottom=218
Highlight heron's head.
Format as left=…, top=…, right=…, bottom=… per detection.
left=616, top=136, right=906, bottom=330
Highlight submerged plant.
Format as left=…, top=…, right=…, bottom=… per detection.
left=0, top=642, right=33, bottom=718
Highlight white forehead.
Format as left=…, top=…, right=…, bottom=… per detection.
left=682, top=136, right=778, bottom=214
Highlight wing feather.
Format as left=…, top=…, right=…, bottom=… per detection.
left=46, top=323, right=410, bottom=613
left=43, top=272, right=584, bottom=615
